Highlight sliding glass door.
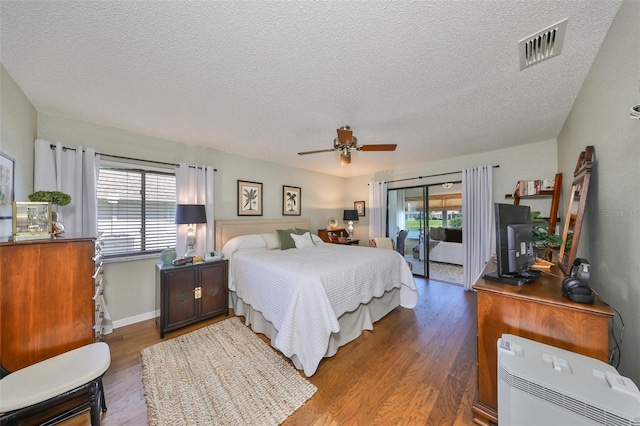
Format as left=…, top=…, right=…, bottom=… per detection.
left=388, top=182, right=464, bottom=284
left=388, top=185, right=429, bottom=277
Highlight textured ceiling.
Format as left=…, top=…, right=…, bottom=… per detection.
left=0, top=1, right=621, bottom=177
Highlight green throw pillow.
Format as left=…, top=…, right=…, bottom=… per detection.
left=276, top=228, right=297, bottom=250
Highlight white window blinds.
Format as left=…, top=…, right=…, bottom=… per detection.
left=97, top=165, right=176, bottom=258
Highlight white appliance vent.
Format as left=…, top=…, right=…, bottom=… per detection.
left=499, top=365, right=640, bottom=426
left=519, top=19, right=568, bottom=70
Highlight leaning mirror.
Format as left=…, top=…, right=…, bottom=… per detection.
left=558, top=146, right=594, bottom=275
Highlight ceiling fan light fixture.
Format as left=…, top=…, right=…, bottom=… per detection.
left=340, top=150, right=351, bottom=165
left=442, top=182, right=454, bottom=189
left=300, top=126, right=397, bottom=165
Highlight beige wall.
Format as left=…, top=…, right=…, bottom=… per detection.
left=557, top=0, right=640, bottom=385
left=0, top=65, right=37, bottom=236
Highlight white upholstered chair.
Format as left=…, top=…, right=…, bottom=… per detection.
left=0, top=342, right=111, bottom=425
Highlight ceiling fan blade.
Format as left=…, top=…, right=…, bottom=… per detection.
left=358, top=144, right=397, bottom=152
left=340, top=153, right=351, bottom=165
left=336, top=127, right=353, bottom=145
left=298, top=148, right=337, bottom=155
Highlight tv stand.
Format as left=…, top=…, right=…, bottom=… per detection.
left=472, top=258, right=614, bottom=425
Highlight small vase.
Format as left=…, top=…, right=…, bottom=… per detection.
left=160, top=247, right=177, bottom=266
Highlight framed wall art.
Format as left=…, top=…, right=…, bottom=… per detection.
left=282, top=185, right=301, bottom=216
left=0, top=151, right=15, bottom=219
left=354, top=200, right=365, bottom=217
left=237, top=180, right=263, bottom=216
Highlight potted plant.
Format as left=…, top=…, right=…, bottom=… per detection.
left=28, top=191, right=72, bottom=234
left=28, top=190, right=72, bottom=207
left=530, top=210, right=565, bottom=264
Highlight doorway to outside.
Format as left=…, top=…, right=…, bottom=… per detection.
left=387, top=183, right=464, bottom=285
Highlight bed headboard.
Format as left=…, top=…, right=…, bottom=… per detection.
left=215, top=218, right=312, bottom=249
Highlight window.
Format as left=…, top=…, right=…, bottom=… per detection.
left=97, top=163, right=176, bottom=258
left=428, top=193, right=462, bottom=228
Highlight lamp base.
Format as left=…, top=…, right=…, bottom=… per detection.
left=347, top=221, right=354, bottom=240
left=185, top=226, right=196, bottom=258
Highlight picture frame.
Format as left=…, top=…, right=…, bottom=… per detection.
left=0, top=151, right=15, bottom=219
left=282, top=185, right=301, bottom=216
left=354, top=200, right=365, bottom=217
left=237, top=180, right=263, bottom=216
left=12, top=202, right=52, bottom=236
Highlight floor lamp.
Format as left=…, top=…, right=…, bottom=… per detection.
left=175, top=204, right=207, bottom=257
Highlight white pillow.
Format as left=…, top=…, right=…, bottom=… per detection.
left=261, top=233, right=280, bottom=250
left=290, top=232, right=315, bottom=249
left=222, top=234, right=267, bottom=259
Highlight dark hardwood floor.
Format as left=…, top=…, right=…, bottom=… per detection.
left=62, top=278, right=478, bottom=425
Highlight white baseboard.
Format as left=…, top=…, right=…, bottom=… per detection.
left=112, top=310, right=159, bottom=329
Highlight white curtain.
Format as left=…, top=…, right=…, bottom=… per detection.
left=33, top=139, right=111, bottom=335
left=462, top=164, right=494, bottom=290
left=175, top=163, right=215, bottom=254
left=33, top=139, right=99, bottom=235
left=368, top=180, right=388, bottom=240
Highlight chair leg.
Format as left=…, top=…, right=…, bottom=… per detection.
left=88, top=380, right=101, bottom=426
left=99, top=378, right=108, bottom=412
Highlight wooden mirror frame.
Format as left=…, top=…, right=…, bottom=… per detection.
left=558, top=146, right=594, bottom=275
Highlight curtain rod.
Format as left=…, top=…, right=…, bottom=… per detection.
left=382, top=164, right=499, bottom=184
left=51, top=144, right=217, bottom=171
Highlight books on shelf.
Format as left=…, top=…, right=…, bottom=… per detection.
left=514, top=178, right=555, bottom=196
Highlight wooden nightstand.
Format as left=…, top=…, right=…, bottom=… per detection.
left=155, top=260, right=228, bottom=338
left=318, top=228, right=359, bottom=245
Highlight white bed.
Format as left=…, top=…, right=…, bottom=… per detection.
left=216, top=219, right=418, bottom=376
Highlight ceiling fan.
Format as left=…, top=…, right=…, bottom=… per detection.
left=298, top=126, right=397, bottom=165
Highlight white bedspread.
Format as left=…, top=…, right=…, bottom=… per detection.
left=224, top=241, right=418, bottom=376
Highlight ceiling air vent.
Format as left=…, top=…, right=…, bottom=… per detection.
left=519, top=19, right=568, bottom=70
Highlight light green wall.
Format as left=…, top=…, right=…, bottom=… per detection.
left=37, top=112, right=347, bottom=326
left=346, top=139, right=559, bottom=240
left=557, top=0, right=640, bottom=385
left=0, top=65, right=37, bottom=236
left=3, top=1, right=638, bottom=388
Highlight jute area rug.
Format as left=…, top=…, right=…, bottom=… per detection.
left=141, top=317, right=317, bottom=425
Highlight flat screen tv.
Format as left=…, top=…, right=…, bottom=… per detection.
left=484, top=203, right=538, bottom=285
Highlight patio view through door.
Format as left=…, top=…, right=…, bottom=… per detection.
left=387, top=183, right=464, bottom=285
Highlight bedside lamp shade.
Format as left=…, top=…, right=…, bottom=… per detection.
left=343, top=209, right=359, bottom=240
left=175, top=204, right=207, bottom=257
left=175, top=204, right=207, bottom=225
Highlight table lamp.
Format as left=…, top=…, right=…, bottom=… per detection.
left=175, top=204, right=207, bottom=257
left=343, top=209, right=359, bottom=240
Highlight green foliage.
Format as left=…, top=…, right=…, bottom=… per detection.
left=28, top=190, right=72, bottom=206
left=448, top=215, right=462, bottom=228
left=564, top=231, right=573, bottom=251
left=530, top=210, right=563, bottom=248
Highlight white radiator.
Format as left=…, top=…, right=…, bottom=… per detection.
left=498, top=334, right=640, bottom=426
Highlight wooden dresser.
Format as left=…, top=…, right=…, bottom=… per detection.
left=0, top=235, right=97, bottom=372
left=472, top=259, right=614, bottom=425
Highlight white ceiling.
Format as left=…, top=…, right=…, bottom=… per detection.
left=0, top=1, right=621, bottom=178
